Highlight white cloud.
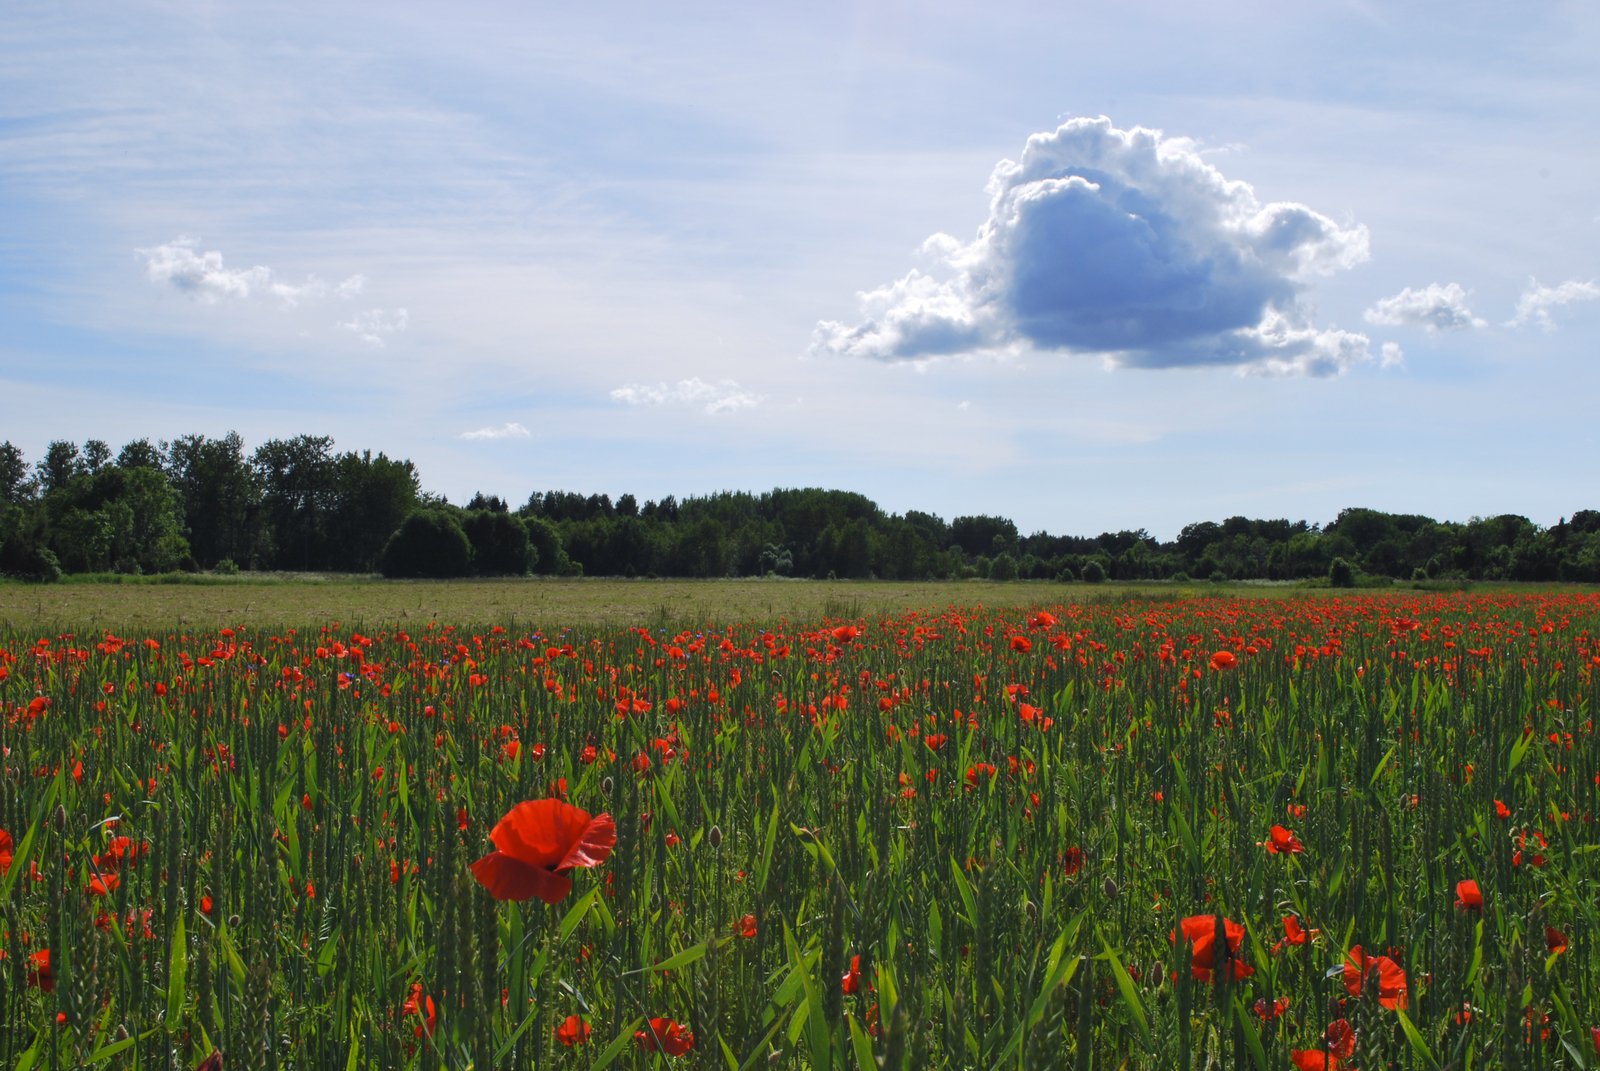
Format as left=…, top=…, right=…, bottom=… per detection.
left=138, top=237, right=363, bottom=307
left=337, top=307, right=409, bottom=347
left=812, top=116, right=1373, bottom=376
left=610, top=377, right=764, bottom=413
left=1380, top=341, right=1405, bottom=369
left=1508, top=277, right=1600, bottom=330
left=1364, top=282, right=1485, bottom=332
left=460, top=422, right=530, bottom=440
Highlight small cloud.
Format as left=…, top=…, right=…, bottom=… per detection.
left=610, top=377, right=764, bottom=414
left=1364, top=282, right=1485, bottom=332
left=1380, top=341, right=1405, bottom=369
left=137, top=236, right=366, bottom=308
left=811, top=116, right=1372, bottom=377
left=337, top=307, right=409, bottom=347
left=139, top=237, right=271, bottom=301
left=459, top=422, right=531, bottom=441
left=1507, top=277, right=1600, bottom=330
left=956, top=400, right=970, bottom=410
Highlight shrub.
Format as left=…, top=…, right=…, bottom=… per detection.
left=1079, top=560, right=1107, bottom=583
left=1329, top=556, right=1357, bottom=588
left=380, top=510, right=473, bottom=578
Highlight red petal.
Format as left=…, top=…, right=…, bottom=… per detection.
left=490, top=799, right=587, bottom=868
left=470, top=850, right=573, bottom=904
left=488, top=800, right=616, bottom=872
left=559, top=811, right=616, bottom=871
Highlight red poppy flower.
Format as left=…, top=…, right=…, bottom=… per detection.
left=27, top=949, right=53, bottom=992
left=737, top=913, right=758, bottom=939
left=1343, top=945, right=1407, bottom=1010
left=1264, top=825, right=1304, bottom=854
left=1029, top=611, right=1057, bottom=630
left=1290, top=1051, right=1339, bottom=1071
left=1494, top=799, right=1511, bottom=819
left=470, top=799, right=616, bottom=905
left=1172, top=914, right=1254, bottom=982
left=1545, top=926, right=1567, bottom=955
left=0, top=828, right=14, bottom=875
left=1210, top=650, right=1238, bottom=671
left=1324, top=1019, right=1356, bottom=1059
left=195, top=1051, right=223, bottom=1071
left=402, top=982, right=436, bottom=1038
left=1454, top=879, right=1483, bottom=912
left=842, top=954, right=862, bottom=994
left=1252, top=996, right=1290, bottom=1021
left=1010, top=635, right=1032, bottom=653
left=556, top=1014, right=591, bottom=1047
left=831, top=625, right=859, bottom=643
left=1272, top=914, right=1318, bottom=953
left=1062, top=846, right=1084, bottom=876
left=635, top=1018, right=694, bottom=1056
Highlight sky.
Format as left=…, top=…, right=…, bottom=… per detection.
left=2, top=0, right=1597, bottom=541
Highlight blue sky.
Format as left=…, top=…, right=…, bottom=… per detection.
left=3, top=1, right=1596, bottom=540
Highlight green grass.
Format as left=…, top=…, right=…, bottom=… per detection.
left=0, top=575, right=1336, bottom=631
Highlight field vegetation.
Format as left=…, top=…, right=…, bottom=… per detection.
left=3, top=589, right=1599, bottom=1069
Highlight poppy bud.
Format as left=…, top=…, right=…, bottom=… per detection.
left=114, top=1025, right=129, bottom=1042
left=1103, top=877, right=1119, bottom=900
left=708, top=825, right=723, bottom=849
left=228, top=915, right=241, bottom=928
left=54, top=804, right=67, bottom=831
left=1025, top=900, right=1038, bottom=923
left=601, top=777, right=614, bottom=795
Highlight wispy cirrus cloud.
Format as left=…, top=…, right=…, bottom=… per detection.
left=610, top=377, right=764, bottom=413
left=138, top=237, right=364, bottom=306
left=1364, top=282, right=1485, bottom=332
left=811, top=116, right=1373, bottom=377
left=459, top=422, right=531, bottom=440
left=1507, top=277, right=1600, bottom=330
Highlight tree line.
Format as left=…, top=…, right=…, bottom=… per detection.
left=3, top=435, right=1599, bottom=584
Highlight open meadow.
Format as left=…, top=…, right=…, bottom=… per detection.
left=3, top=585, right=1599, bottom=1069
left=0, top=576, right=1246, bottom=633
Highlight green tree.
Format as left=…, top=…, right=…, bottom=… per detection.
left=326, top=450, right=421, bottom=571
left=254, top=435, right=336, bottom=570
left=168, top=432, right=259, bottom=568
left=36, top=440, right=83, bottom=495
left=463, top=510, right=536, bottom=575
left=519, top=516, right=570, bottom=575
left=116, top=438, right=166, bottom=471
left=43, top=466, right=188, bottom=573
left=0, top=441, right=35, bottom=504
left=83, top=439, right=113, bottom=473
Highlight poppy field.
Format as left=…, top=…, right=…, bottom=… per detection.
left=3, top=591, right=1600, bottom=1069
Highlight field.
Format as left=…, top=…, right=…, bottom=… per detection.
left=0, top=577, right=1125, bottom=633
left=3, top=586, right=1599, bottom=1069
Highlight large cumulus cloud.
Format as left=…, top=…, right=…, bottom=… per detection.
left=812, top=117, right=1373, bottom=376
